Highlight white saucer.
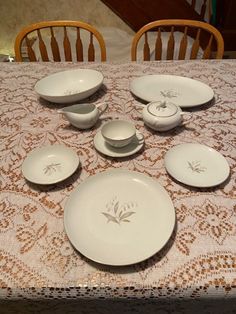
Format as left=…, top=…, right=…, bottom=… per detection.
left=94, top=130, right=144, bottom=158
left=22, top=145, right=80, bottom=184
left=164, top=143, right=230, bottom=187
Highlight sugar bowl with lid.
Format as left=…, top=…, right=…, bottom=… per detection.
left=142, top=100, right=184, bottom=131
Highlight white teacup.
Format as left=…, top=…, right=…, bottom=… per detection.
left=101, top=120, right=136, bottom=148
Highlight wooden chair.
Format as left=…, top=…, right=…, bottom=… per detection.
left=131, top=19, right=224, bottom=61
left=14, top=20, right=106, bottom=62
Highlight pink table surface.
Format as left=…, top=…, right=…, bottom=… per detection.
left=0, top=60, right=235, bottom=313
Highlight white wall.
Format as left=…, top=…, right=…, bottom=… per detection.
left=0, top=0, right=133, bottom=55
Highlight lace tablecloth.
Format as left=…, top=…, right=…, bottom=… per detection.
left=0, top=60, right=235, bottom=313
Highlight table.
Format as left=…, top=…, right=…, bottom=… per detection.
left=0, top=60, right=235, bottom=313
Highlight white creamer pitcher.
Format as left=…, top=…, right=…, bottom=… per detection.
left=58, top=103, right=108, bottom=129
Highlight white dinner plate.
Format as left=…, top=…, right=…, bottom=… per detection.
left=130, top=75, right=214, bottom=108
left=35, top=69, right=103, bottom=103
left=64, top=169, right=175, bottom=266
left=22, top=145, right=80, bottom=184
left=94, top=130, right=144, bottom=158
left=164, top=143, right=230, bottom=187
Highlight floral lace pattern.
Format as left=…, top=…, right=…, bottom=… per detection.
left=0, top=60, right=236, bottom=312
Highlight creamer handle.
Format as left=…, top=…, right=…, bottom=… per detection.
left=97, top=103, right=108, bottom=116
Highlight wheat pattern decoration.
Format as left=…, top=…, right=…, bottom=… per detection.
left=188, top=161, right=206, bottom=173
left=43, top=163, right=61, bottom=176
left=64, top=88, right=81, bottom=95
left=160, top=89, right=180, bottom=98
left=102, top=197, right=136, bottom=225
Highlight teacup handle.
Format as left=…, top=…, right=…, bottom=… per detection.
left=96, top=103, right=108, bottom=116
left=136, top=131, right=145, bottom=145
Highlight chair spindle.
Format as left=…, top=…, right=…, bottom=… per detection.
left=76, top=28, right=83, bottom=61
left=50, top=27, right=60, bottom=62
left=155, top=28, right=162, bottom=60
left=88, top=33, right=95, bottom=61
left=167, top=26, right=175, bottom=60
left=37, top=29, right=49, bottom=61
left=63, top=27, right=72, bottom=61
left=143, top=32, right=150, bottom=61
left=25, top=36, right=37, bottom=61
left=178, top=27, right=188, bottom=60
left=203, top=35, right=213, bottom=59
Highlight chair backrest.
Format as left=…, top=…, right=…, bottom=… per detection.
left=131, top=19, right=224, bottom=61
left=14, top=20, right=106, bottom=62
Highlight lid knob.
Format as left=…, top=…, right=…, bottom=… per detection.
left=147, top=101, right=178, bottom=117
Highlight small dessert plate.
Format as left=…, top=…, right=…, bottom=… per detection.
left=22, top=145, right=80, bottom=184
left=94, top=130, right=144, bottom=158
left=164, top=143, right=230, bottom=188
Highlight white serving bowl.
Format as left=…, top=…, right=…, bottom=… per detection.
left=34, top=69, right=103, bottom=104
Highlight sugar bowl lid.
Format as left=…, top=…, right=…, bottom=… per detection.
left=147, top=101, right=178, bottom=117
